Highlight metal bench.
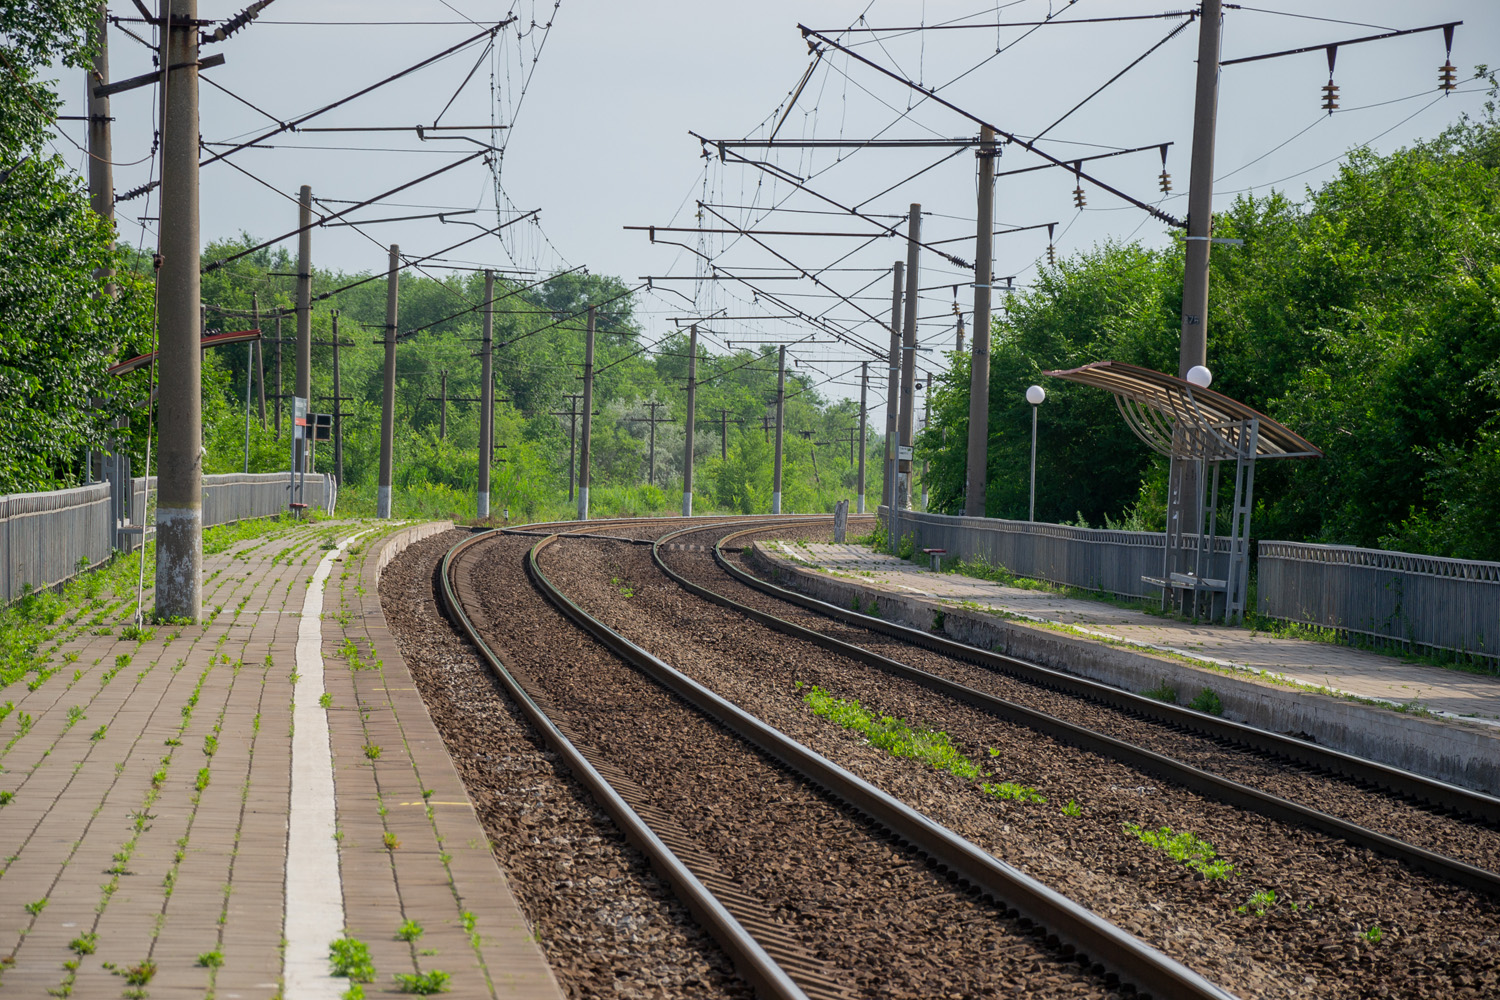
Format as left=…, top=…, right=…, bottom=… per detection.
left=922, top=547, right=947, bottom=572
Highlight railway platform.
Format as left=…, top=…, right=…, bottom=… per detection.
left=0, top=517, right=561, bottom=1000
left=753, top=540, right=1500, bottom=792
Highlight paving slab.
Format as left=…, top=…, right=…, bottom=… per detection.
left=0, top=516, right=562, bottom=1000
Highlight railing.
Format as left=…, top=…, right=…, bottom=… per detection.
left=879, top=507, right=1232, bottom=600
left=3, top=472, right=336, bottom=602
left=1258, top=541, right=1500, bottom=662
left=126, top=472, right=335, bottom=538
left=0, top=484, right=113, bottom=604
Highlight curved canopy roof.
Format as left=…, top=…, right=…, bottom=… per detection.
left=1044, top=360, right=1321, bottom=461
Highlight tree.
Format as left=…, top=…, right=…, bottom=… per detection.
left=1, top=3, right=155, bottom=492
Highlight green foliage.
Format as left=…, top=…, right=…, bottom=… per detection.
left=1125, top=822, right=1234, bottom=880
left=196, top=950, right=224, bottom=968
left=328, top=937, right=376, bottom=982
left=803, top=684, right=981, bottom=780
left=393, top=969, right=451, bottom=995
left=1061, top=798, right=1082, bottom=818
left=396, top=919, right=423, bottom=942
left=982, top=781, right=1046, bottom=804
left=1237, top=890, right=1278, bottom=916
left=1363, top=924, right=1384, bottom=944
left=920, top=104, right=1500, bottom=559
left=1140, top=683, right=1177, bottom=704
left=1188, top=688, right=1224, bottom=715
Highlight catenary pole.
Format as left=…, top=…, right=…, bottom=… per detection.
left=154, top=0, right=202, bottom=621
left=578, top=305, right=595, bottom=520
left=377, top=244, right=398, bottom=518
left=477, top=270, right=494, bottom=518
left=884, top=261, right=903, bottom=554
left=772, top=345, right=786, bottom=514
left=857, top=361, right=868, bottom=513
left=682, top=323, right=698, bottom=516
left=965, top=126, right=997, bottom=516
left=1169, top=0, right=1225, bottom=580
left=897, top=204, right=921, bottom=509
left=273, top=315, right=282, bottom=439
left=295, top=185, right=312, bottom=490
left=331, top=311, right=344, bottom=484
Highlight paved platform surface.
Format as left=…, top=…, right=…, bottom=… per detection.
left=772, top=541, right=1500, bottom=725
left=0, top=518, right=560, bottom=1000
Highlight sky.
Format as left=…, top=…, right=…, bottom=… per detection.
left=48, top=1, right=1500, bottom=404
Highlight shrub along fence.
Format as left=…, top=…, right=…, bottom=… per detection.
left=1258, top=542, right=1500, bottom=664
left=0, top=471, right=335, bottom=604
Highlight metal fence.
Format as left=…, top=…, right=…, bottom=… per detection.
left=2, top=472, right=335, bottom=603
left=880, top=507, right=1232, bottom=600
left=0, top=484, right=114, bottom=604
left=127, top=472, right=335, bottom=537
left=1258, top=541, right=1500, bottom=662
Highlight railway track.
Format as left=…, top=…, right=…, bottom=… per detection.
left=644, top=521, right=1500, bottom=900
left=440, top=516, right=1237, bottom=1000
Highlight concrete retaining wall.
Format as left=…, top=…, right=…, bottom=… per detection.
left=750, top=542, right=1500, bottom=796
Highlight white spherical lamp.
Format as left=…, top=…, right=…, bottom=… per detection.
left=1185, top=365, right=1213, bottom=388
left=1025, top=384, right=1046, bottom=406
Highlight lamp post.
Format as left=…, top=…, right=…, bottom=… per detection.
left=1026, top=384, right=1045, bottom=521
left=1185, top=365, right=1213, bottom=388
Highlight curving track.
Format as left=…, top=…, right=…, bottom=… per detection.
left=419, top=515, right=1500, bottom=1000
left=441, top=515, right=1235, bottom=1000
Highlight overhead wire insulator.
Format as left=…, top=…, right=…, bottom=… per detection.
left=1157, top=144, right=1171, bottom=194
left=1440, top=23, right=1458, bottom=93
left=1046, top=223, right=1057, bottom=266
left=1071, top=162, right=1085, bottom=209
left=1321, top=44, right=1339, bottom=114
left=202, top=0, right=277, bottom=45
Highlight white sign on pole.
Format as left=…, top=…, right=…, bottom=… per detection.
left=898, top=445, right=914, bottom=461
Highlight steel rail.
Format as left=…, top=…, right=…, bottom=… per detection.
left=644, top=523, right=1500, bottom=900
left=530, top=527, right=1239, bottom=1000
left=704, top=525, right=1500, bottom=826
left=439, top=523, right=815, bottom=1000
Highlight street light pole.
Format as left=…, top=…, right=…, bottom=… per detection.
left=1026, top=385, right=1045, bottom=521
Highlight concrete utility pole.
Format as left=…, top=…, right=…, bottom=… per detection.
left=552, top=395, right=583, bottom=501
left=577, top=305, right=595, bottom=520
left=87, top=3, right=113, bottom=277
left=772, top=345, right=786, bottom=514
left=1169, top=0, right=1225, bottom=576
left=884, top=261, right=903, bottom=553
left=629, top=401, right=669, bottom=485
left=1180, top=0, right=1222, bottom=377
left=313, top=314, right=353, bottom=485
left=295, top=185, right=312, bottom=479
left=921, top=370, right=932, bottom=510
left=857, top=361, right=868, bottom=513
left=251, top=294, right=266, bottom=426
left=377, top=244, right=399, bottom=518
left=478, top=270, right=494, bottom=518
left=897, top=204, right=921, bottom=509
left=273, top=315, right=283, bottom=439
left=331, top=314, right=345, bottom=484
left=682, top=324, right=698, bottom=516
left=965, top=126, right=998, bottom=517
left=154, top=0, right=202, bottom=621
left=715, top=408, right=744, bottom=460
left=429, top=370, right=449, bottom=439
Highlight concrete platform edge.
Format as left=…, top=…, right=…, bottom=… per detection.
left=749, top=543, right=1500, bottom=796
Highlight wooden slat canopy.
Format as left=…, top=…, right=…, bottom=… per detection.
left=107, top=329, right=262, bottom=376
left=1044, top=360, right=1321, bottom=461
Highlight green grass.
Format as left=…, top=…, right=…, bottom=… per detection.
left=1140, top=683, right=1178, bottom=704
left=1125, top=822, right=1234, bottom=880
left=1237, top=889, right=1277, bottom=916
left=396, top=919, right=423, bottom=942
left=1188, top=687, right=1224, bottom=715
left=802, top=684, right=980, bottom=780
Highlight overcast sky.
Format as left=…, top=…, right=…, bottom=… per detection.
left=50, top=1, right=1499, bottom=401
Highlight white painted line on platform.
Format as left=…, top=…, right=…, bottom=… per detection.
left=284, top=528, right=373, bottom=999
